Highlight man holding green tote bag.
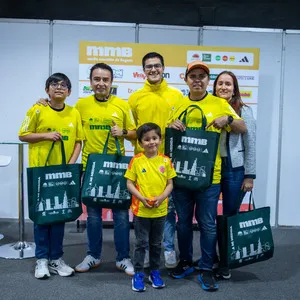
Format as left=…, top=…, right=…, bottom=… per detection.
left=168, top=61, right=246, bottom=291
left=74, top=63, right=136, bottom=276
left=19, top=73, right=85, bottom=280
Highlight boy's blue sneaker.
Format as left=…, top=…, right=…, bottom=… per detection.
left=132, top=272, right=146, bottom=292
left=198, top=270, right=219, bottom=292
left=169, top=260, right=194, bottom=279
left=149, top=270, right=165, bottom=289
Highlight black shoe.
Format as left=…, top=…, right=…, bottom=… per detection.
left=215, top=267, right=231, bottom=280
left=169, top=260, right=194, bottom=279
left=198, top=270, right=218, bottom=291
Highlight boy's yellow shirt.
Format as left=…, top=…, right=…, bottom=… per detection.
left=19, top=104, right=85, bottom=167
left=124, top=153, right=177, bottom=218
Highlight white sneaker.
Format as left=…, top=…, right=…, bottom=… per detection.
left=75, top=255, right=101, bottom=273
left=48, top=258, right=74, bottom=277
left=144, top=250, right=150, bottom=268
left=116, top=258, right=135, bottom=276
left=164, top=250, right=178, bottom=268
left=35, top=259, right=50, bottom=279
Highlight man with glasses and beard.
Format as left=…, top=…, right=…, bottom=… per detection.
left=128, top=52, right=183, bottom=269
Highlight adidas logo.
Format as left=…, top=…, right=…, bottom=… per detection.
left=112, top=112, right=118, bottom=117
left=69, top=180, right=76, bottom=185
left=203, top=149, right=208, bottom=153
left=261, top=225, right=267, bottom=231
left=239, top=56, right=249, bottom=63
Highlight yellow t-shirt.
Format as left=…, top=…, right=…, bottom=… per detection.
left=75, top=94, right=136, bottom=168
left=169, top=93, right=241, bottom=184
left=124, top=153, right=177, bottom=218
left=19, top=104, right=85, bottom=167
left=128, top=79, right=183, bottom=154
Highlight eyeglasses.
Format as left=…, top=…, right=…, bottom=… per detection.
left=188, top=74, right=208, bottom=81
left=144, top=63, right=163, bottom=71
left=50, top=82, right=69, bottom=90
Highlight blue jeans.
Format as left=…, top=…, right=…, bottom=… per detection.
left=163, top=194, right=176, bottom=252
left=86, top=206, right=130, bottom=262
left=34, top=223, right=65, bottom=260
left=173, top=184, right=220, bottom=271
left=221, top=158, right=246, bottom=215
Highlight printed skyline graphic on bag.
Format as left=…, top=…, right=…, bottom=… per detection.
left=217, top=193, right=274, bottom=270
left=227, top=209, right=273, bottom=267
left=165, top=105, right=219, bottom=191
left=81, top=133, right=132, bottom=209
left=82, top=159, right=131, bottom=204
left=27, top=141, right=83, bottom=225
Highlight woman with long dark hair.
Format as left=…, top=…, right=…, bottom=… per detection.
left=212, top=71, right=256, bottom=279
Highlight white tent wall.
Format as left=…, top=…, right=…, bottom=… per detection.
left=0, top=19, right=50, bottom=219
left=278, top=30, right=300, bottom=226
left=0, top=20, right=296, bottom=226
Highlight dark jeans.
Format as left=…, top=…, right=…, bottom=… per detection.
left=34, top=223, right=65, bottom=260
left=221, top=158, right=246, bottom=215
left=86, top=206, right=130, bottom=261
left=133, top=215, right=166, bottom=272
left=173, top=184, right=220, bottom=271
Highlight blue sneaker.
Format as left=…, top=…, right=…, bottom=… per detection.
left=149, top=270, right=165, bottom=289
left=198, top=271, right=219, bottom=292
left=132, top=272, right=146, bottom=292
left=169, top=260, right=194, bottom=279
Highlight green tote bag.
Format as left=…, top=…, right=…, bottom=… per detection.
left=217, top=192, right=274, bottom=269
left=27, top=140, right=83, bottom=225
left=81, top=132, right=132, bottom=209
left=165, top=105, right=220, bottom=191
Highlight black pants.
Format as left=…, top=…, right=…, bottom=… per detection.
left=133, top=215, right=166, bottom=272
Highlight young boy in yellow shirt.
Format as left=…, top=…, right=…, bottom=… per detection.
left=124, top=123, right=176, bottom=292
left=19, top=73, right=84, bottom=279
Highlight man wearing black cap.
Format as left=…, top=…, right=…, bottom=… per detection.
left=168, top=60, right=246, bottom=291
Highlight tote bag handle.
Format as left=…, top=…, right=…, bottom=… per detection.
left=45, top=140, right=66, bottom=166
left=178, top=104, right=207, bottom=130
left=102, top=131, right=122, bottom=156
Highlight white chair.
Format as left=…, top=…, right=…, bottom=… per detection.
left=0, top=155, right=12, bottom=240
left=0, top=155, right=12, bottom=167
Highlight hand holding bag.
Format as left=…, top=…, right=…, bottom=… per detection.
left=165, top=105, right=220, bottom=191
left=27, top=140, right=83, bottom=225
left=81, top=132, right=132, bottom=209
left=217, top=192, right=274, bottom=269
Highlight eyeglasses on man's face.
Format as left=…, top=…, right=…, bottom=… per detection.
left=144, top=63, right=163, bottom=71
left=50, top=81, right=69, bottom=90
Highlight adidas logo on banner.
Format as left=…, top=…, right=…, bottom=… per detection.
left=203, top=149, right=208, bottom=153
left=239, top=56, right=249, bottom=63
left=261, top=225, right=268, bottom=231
left=69, top=181, right=76, bottom=185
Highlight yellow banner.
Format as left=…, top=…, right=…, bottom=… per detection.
left=79, top=41, right=260, bottom=70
